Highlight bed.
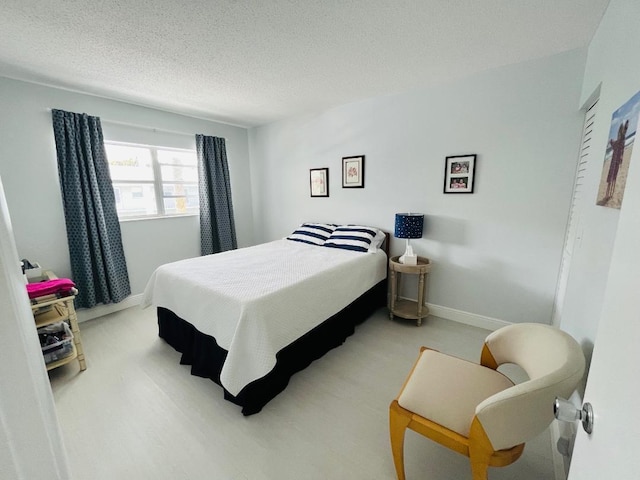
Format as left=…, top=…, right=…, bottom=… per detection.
left=141, top=224, right=389, bottom=415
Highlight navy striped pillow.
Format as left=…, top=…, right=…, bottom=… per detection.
left=323, top=226, right=377, bottom=253
left=286, top=223, right=337, bottom=246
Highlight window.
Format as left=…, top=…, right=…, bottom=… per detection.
left=105, top=142, right=198, bottom=219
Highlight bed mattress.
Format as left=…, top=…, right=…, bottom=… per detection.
left=142, top=239, right=387, bottom=395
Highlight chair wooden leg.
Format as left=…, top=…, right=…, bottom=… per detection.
left=468, top=418, right=494, bottom=480
left=469, top=453, right=490, bottom=480
left=389, top=400, right=412, bottom=480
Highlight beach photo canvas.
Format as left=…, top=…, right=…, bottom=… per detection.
left=596, top=90, right=640, bottom=209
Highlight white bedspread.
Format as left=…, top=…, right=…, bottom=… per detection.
left=141, top=239, right=387, bottom=395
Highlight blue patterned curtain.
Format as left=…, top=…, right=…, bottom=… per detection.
left=52, top=109, right=131, bottom=308
left=196, top=134, right=237, bottom=255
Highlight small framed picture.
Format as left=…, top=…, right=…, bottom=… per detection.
left=444, top=154, right=476, bottom=194
left=342, top=155, right=365, bottom=188
left=310, top=168, right=329, bottom=197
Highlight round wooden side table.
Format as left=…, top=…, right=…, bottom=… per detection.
left=388, top=255, right=432, bottom=326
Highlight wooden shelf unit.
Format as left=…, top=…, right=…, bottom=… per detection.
left=31, top=272, right=86, bottom=372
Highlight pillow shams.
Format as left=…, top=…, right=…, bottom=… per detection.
left=323, top=226, right=379, bottom=253
left=369, top=229, right=386, bottom=252
left=286, top=223, right=337, bottom=246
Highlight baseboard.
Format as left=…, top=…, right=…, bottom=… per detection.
left=76, top=293, right=143, bottom=323
left=77, top=295, right=507, bottom=330
left=425, top=302, right=511, bottom=332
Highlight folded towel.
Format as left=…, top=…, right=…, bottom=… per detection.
left=27, top=278, right=76, bottom=299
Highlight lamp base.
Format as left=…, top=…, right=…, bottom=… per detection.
left=399, top=244, right=417, bottom=265
left=399, top=254, right=417, bottom=265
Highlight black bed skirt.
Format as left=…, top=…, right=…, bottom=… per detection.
left=157, top=279, right=387, bottom=415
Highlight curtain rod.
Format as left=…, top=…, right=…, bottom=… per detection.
left=45, top=108, right=196, bottom=137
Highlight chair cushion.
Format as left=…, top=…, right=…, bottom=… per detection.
left=397, top=350, right=514, bottom=438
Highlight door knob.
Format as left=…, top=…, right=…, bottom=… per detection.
left=554, top=397, right=594, bottom=434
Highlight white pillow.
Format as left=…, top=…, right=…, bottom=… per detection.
left=286, top=223, right=337, bottom=246
left=369, top=229, right=386, bottom=252
left=323, top=225, right=379, bottom=253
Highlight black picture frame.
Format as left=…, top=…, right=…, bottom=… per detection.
left=444, top=154, right=477, bottom=194
left=342, top=155, right=365, bottom=188
left=310, top=168, right=329, bottom=197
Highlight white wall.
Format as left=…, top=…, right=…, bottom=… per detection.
left=558, top=0, right=640, bottom=360
left=0, top=177, right=70, bottom=480
left=0, top=78, right=254, bottom=298
left=566, top=1, right=640, bottom=475
left=249, top=49, right=587, bottom=324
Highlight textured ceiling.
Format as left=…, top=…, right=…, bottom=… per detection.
left=0, top=0, right=609, bottom=127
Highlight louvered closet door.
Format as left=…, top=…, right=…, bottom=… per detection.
left=552, top=100, right=598, bottom=326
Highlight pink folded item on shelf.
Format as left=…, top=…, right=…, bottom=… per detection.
left=26, top=278, right=76, bottom=299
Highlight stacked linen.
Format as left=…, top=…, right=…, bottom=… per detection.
left=27, top=278, right=76, bottom=299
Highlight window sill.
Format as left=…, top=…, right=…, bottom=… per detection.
left=119, top=213, right=199, bottom=223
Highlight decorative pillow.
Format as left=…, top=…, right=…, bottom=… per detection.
left=369, top=229, right=386, bottom=252
left=323, top=225, right=379, bottom=253
left=286, top=223, right=337, bottom=246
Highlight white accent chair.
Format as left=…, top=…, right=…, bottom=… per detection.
left=389, top=323, right=585, bottom=480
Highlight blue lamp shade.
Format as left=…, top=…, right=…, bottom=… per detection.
left=394, top=213, right=424, bottom=239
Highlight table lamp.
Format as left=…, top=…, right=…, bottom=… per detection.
left=394, top=213, right=424, bottom=265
